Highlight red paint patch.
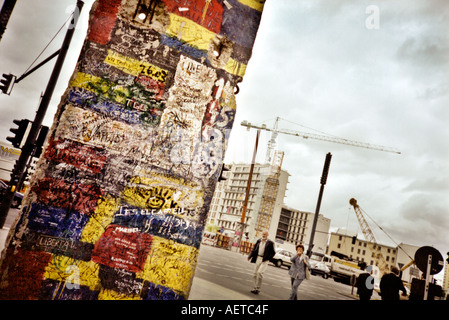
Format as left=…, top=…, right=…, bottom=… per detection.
left=0, top=247, right=52, bottom=300
left=44, top=138, right=107, bottom=174
left=162, top=0, right=224, bottom=33
left=92, top=225, right=153, bottom=273
left=33, top=177, right=102, bottom=216
left=87, top=0, right=122, bottom=45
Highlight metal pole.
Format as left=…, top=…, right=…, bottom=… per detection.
left=423, top=255, right=432, bottom=300
left=0, top=1, right=84, bottom=228
left=237, top=129, right=260, bottom=250
left=0, top=0, right=18, bottom=42
left=241, top=129, right=260, bottom=225
left=15, top=49, right=61, bottom=83
left=307, top=152, right=332, bottom=257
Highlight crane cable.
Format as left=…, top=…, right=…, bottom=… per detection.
left=359, top=206, right=414, bottom=261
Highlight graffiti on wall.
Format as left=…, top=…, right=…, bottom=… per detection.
left=0, top=0, right=266, bottom=300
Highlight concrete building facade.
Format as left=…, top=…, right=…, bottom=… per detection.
left=275, top=205, right=330, bottom=254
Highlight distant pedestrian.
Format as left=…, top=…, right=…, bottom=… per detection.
left=288, top=244, right=310, bottom=300
left=248, top=230, right=276, bottom=294
left=379, top=266, right=407, bottom=300
left=356, top=265, right=374, bottom=300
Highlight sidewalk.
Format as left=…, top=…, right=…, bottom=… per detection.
left=189, top=277, right=256, bottom=300
left=0, top=227, right=10, bottom=253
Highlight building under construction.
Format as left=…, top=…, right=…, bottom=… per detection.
left=206, top=161, right=289, bottom=243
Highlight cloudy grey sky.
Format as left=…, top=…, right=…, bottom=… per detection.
left=226, top=0, right=449, bottom=264
left=0, top=1, right=448, bottom=274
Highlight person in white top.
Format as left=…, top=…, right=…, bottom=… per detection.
left=247, top=230, right=276, bottom=294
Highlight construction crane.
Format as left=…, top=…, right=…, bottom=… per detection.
left=349, top=198, right=390, bottom=275
left=241, top=117, right=401, bottom=164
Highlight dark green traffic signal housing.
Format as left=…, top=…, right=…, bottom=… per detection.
left=0, top=73, right=15, bottom=95
left=6, top=119, right=30, bottom=148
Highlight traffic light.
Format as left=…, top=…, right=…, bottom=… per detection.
left=0, top=73, right=16, bottom=95
left=6, top=119, right=30, bottom=148
left=33, top=125, right=49, bottom=158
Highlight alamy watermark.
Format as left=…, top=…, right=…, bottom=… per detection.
left=365, top=5, right=380, bottom=30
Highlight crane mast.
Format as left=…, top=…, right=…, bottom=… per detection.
left=241, top=117, right=401, bottom=155
left=349, top=198, right=389, bottom=275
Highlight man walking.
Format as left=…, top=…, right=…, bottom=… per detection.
left=380, top=266, right=408, bottom=300
left=248, top=230, right=276, bottom=294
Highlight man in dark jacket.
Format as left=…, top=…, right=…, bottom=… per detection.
left=356, top=265, right=374, bottom=300
left=380, top=266, right=408, bottom=300
left=248, top=230, right=276, bottom=294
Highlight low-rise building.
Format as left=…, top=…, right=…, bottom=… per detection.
left=327, top=230, right=421, bottom=283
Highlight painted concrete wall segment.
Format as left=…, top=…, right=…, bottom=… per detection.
left=0, top=0, right=265, bottom=300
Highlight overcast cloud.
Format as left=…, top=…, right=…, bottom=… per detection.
left=0, top=1, right=448, bottom=275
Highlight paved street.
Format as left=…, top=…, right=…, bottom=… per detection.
left=190, top=244, right=362, bottom=300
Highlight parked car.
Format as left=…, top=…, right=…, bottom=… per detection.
left=0, top=180, right=24, bottom=208
left=311, top=262, right=330, bottom=279
left=271, top=248, right=295, bottom=269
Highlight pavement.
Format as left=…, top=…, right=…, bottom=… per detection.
left=0, top=227, right=10, bottom=253
left=189, top=277, right=258, bottom=300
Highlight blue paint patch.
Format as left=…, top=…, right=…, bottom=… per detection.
left=160, top=35, right=210, bottom=63
left=39, top=278, right=100, bottom=300
left=68, top=89, right=144, bottom=126
left=143, top=282, right=185, bottom=300
left=27, top=203, right=90, bottom=240
left=112, top=205, right=204, bottom=248
left=220, top=0, right=263, bottom=50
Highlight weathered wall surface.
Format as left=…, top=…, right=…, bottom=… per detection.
left=0, top=0, right=265, bottom=300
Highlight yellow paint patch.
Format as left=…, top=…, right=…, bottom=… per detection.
left=238, top=0, right=265, bottom=11
left=129, top=173, right=204, bottom=211
left=166, top=14, right=216, bottom=51
left=104, top=50, right=168, bottom=83
left=80, top=195, right=120, bottom=244
left=137, top=237, right=198, bottom=295
left=98, top=289, right=142, bottom=300
left=44, top=255, right=101, bottom=291
left=225, top=57, right=247, bottom=77
left=69, top=72, right=129, bottom=104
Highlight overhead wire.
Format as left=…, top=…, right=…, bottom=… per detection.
left=22, top=10, right=75, bottom=75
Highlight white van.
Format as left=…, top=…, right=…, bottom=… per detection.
left=309, top=252, right=332, bottom=268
